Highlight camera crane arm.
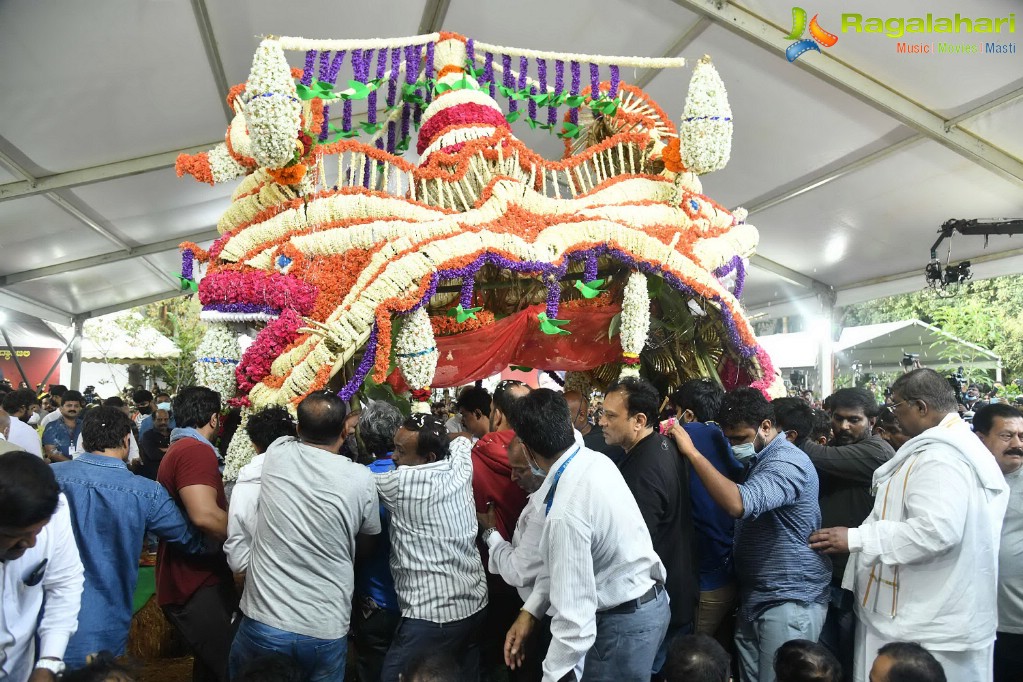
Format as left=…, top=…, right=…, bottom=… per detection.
left=930, top=218, right=1023, bottom=260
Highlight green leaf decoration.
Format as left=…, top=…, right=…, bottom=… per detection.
left=538, top=123, right=554, bottom=131
left=529, top=92, right=550, bottom=105
left=434, top=82, right=452, bottom=94
left=359, top=121, right=384, bottom=134
left=608, top=312, right=621, bottom=340
left=556, top=122, right=581, bottom=139
left=447, top=304, right=483, bottom=323
left=296, top=83, right=316, bottom=101
left=573, top=278, right=606, bottom=299
left=337, top=79, right=375, bottom=101
left=564, top=95, right=587, bottom=107
left=525, top=117, right=539, bottom=130
left=509, top=365, right=534, bottom=372
left=497, top=84, right=516, bottom=98
left=395, top=135, right=411, bottom=153
left=505, top=110, right=521, bottom=123
left=314, top=80, right=335, bottom=91
left=176, top=275, right=198, bottom=293
left=537, top=312, right=571, bottom=336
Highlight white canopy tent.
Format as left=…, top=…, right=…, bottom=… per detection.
left=759, top=319, right=1003, bottom=385
left=1, top=0, right=1021, bottom=391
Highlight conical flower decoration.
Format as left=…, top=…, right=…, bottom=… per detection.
left=619, top=271, right=651, bottom=379
left=244, top=40, right=302, bottom=169
left=395, top=307, right=439, bottom=414
left=681, top=55, right=732, bottom=175
left=223, top=406, right=256, bottom=482
left=194, top=322, right=241, bottom=400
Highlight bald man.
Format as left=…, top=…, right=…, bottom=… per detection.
left=565, top=390, right=625, bottom=464
left=0, top=413, right=25, bottom=454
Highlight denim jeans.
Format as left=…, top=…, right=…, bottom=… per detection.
left=228, top=616, right=348, bottom=682
left=585, top=586, right=671, bottom=681
left=735, top=601, right=827, bottom=682
left=380, top=608, right=487, bottom=682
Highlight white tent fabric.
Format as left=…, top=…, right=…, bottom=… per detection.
left=80, top=317, right=179, bottom=365
left=758, top=319, right=1002, bottom=375
left=1, top=0, right=1022, bottom=326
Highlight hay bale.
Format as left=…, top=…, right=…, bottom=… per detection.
left=127, top=596, right=185, bottom=659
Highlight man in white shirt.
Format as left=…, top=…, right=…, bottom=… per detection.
left=504, top=389, right=669, bottom=682
left=0, top=450, right=85, bottom=682
left=810, top=369, right=1009, bottom=682
left=377, top=413, right=488, bottom=682
left=972, top=402, right=1023, bottom=682
left=0, top=413, right=24, bottom=454
left=478, top=435, right=551, bottom=681
left=223, top=406, right=297, bottom=574
left=2, top=389, right=43, bottom=457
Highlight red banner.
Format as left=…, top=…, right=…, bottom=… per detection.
left=0, top=347, right=62, bottom=389
left=388, top=303, right=622, bottom=391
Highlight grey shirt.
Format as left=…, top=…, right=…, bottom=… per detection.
left=999, top=466, right=1023, bottom=633
left=241, top=437, right=380, bottom=639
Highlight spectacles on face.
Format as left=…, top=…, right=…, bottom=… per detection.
left=889, top=400, right=908, bottom=411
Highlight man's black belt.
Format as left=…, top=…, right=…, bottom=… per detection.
left=600, top=583, right=663, bottom=615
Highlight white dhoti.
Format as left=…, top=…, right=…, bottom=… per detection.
left=854, top=618, right=994, bottom=682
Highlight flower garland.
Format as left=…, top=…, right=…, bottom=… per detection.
left=198, top=270, right=318, bottom=314
left=236, top=309, right=304, bottom=392
left=394, top=307, right=438, bottom=412
left=619, top=271, right=650, bottom=378
left=431, top=309, right=496, bottom=336
left=245, top=40, right=302, bottom=169
left=194, top=323, right=241, bottom=400
left=680, top=56, right=732, bottom=175
left=222, top=406, right=256, bottom=482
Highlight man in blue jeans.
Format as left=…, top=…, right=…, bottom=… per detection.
left=229, top=392, right=380, bottom=681
left=52, top=405, right=207, bottom=666
left=669, top=388, right=831, bottom=682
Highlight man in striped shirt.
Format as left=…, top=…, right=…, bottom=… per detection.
left=504, top=389, right=670, bottom=681
left=377, top=413, right=488, bottom=682
left=668, top=388, right=831, bottom=682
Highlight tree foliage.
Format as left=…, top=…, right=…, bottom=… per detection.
left=117, top=295, right=205, bottom=392
left=841, top=274, right=1023, bottom=380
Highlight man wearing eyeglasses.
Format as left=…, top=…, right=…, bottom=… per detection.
left=810, top=369, right=1009, bottom=682
left=377, top=413, right=488, bottom=682
left=503, top=389, right=669, bottom=682
left=972, top=403, right=1023, bottom=682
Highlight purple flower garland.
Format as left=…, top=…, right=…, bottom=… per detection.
left=569, top=61, right=581, bottom=124
left=551, top=60, right=564, bottom=126
left=338, top=325, right=379, bottom=401
left=387, top=48, right=401, bottom=153
left=483, top=52, right=496, bottom=98
left=301, top=50, right=316, bottom=86
left=181, top=250, right=194, bottom=281
left=503, top=54, right=515, bottom=114
left=589, top=62, right=600, bottom=99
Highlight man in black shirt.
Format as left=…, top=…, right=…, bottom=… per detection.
left=564, top=390, right=626, bottom=464
left=798, top=388, right=894, bottom=681
left=138, top=408, right=172, bottom=480
left=600, top=377, right=698, bottom=675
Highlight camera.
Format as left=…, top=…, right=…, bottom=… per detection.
left=900, top=353, right=920, bottom=369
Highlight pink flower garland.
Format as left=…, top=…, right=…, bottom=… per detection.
left=198, top=271, right=318, bottom=314
left=236, top=309, right=304, bottom=392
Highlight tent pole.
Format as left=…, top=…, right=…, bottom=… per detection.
left=817, top=291, right=837, bottom=399
left=0, top=327, right=31, bottom=387
left=39, top=333, right=78, bottom=389
left=70, top=317, right=85, bottom=391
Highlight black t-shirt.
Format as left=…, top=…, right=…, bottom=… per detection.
left=139, top=429, right=171, bottom=480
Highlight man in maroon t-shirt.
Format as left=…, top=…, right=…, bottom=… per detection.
left=156, top=386, right=236, bottom=682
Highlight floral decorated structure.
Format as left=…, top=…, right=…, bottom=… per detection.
left=178, top=32, right=784, bottom=431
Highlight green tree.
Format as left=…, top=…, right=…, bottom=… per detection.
left=841, top=274, right=1023, bottom=380
left=118, top=295, right=205, bottom=392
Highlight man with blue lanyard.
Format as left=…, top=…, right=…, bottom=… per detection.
left=504, top=389, right=669, bottom=682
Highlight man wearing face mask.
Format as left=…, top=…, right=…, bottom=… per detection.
left=139, top=391, right=175, bottom=439
left=132, top=389, right=154, bottom=429
left=156, top=386, right=237, bottom=682
left=668, top=387, right=831, bottom=682
left=51, top=406, right=207, bottom=667
left=793, top=388, right=893, bottom=680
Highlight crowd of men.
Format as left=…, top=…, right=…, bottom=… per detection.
left=1, top=366, right=1020, bottom=682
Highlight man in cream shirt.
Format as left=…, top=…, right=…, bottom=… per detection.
left=811, top=369, right=1008, bottom=682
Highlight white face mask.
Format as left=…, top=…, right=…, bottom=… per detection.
left=27, top=412, right=41, bottom=426
left=157, top=402, right=171, bottom=411
left=732, top=441, right=755, bottom=461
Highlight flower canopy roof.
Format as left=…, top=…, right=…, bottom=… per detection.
left=177, top=31, right=785, bottom=415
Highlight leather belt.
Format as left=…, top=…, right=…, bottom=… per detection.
left=600, top=583, right=663, bottom=615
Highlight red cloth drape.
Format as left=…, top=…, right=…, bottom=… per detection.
left=387, top=303, right=622, bottom=391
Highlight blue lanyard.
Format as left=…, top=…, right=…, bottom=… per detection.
left=544, top=446, right=580, bottom=517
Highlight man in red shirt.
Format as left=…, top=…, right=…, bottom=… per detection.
left=156, top=386, right=236, bottom=682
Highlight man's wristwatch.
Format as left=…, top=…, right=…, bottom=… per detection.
left=35, top=659, right=65, bottom=675
left=481, top=527, right=497, bottom=543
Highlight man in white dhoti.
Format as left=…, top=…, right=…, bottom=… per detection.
left=809, top=369, right=1008, bottom=682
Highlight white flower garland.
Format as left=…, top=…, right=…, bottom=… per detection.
left=244, top=40, right=301, bottom=169
left=209, top=143, right=248, bottom=184
left=222, top=406, right=256, bottom=482
left=620, top=270, right=650, bottom=379
left=394, top=307, right=438, bottom=413
left=681, top=56, right=732, bottom=175
left=194, top=323, right=240, bottom=400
